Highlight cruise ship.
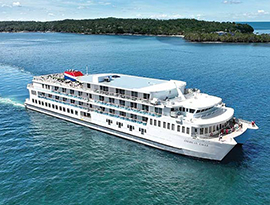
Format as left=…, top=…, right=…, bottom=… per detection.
left=24, top=70, right=258, bottom=161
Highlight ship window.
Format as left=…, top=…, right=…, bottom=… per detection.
left=32, top=99, right=34, bottom=103
left=63, top=107, right=65, bottom=112
left=55, top=96, right=59, bottom=100
left=120, top=111, right=126, bottom=117
left=79, top=101, right=83, bottom=105
left=150, top=119, right=153, bottom=125
left=177, top=125, right=181, bottom=132
left=78, top=91, right=82, bottom=96
left=55, top=105, right=58, bottom=110
left=155, top=107, right=162, bottom=114
left=131, top=102, right=137, bottom=109
left=130, top=114, right=137, bottom=119
left=70, top=90, right=74, bottom=94
left=63, top=98, right=67, bottom=101
left=200, top=128, right=203, bottom=135
left=119, top=100, right=125, bottom=106
left=183, top=107, right=186, bottom=112
left=163, top=122, right=166, bottom=128
left=190, top=109, right=195, bottom=113
left=42, top=102, right=44, bottom=106
left=172, top=124, right=175, bottom=131
left=158, top=121, right=161, bottom=127
left=99, top=96, right=104, bottom=101
left=49, top=103, right=51, bottom=108
left=48, top=94, right=52, bottom=98
left=116, top=88, right=125, bottom=95
left=182, top=126, right=185, bottom=133
left=131, top=91, right=138, bottom=97
left=142, top=117, right=148, bottom=122
left=167, top=123, right=170, bottom=129
left=209, top=127, right=212, bottom=133
left=205, top=127, right=208, bottom=134
left=109, top=98, right=115, bottom=103
left=62, top=88, right=66, bottom=93
left=213, top=126, right=216, bottom=132
left=67, top=108, right=70, bottom=113
left=52, top=104, right=54, bottom=108
left=54, top=86, right=59, bottom=91
left=59, top=106, right=62, bottom=111
left=31, top=90, right=36, bottom=95
left=45, top=102, right=48, bottom=107
left=143, top=93, right=150, bottom=100
left=142, top=105, right=149, bottom=112
left=154, top=120, right=157, bottom=126
left=75, top=111, right=78, bottom=115
left=71, top=109, right=73, bottom=114
left=179, top=107, right=183, bottom=112
left=35, top=100, right=37, bottom=103
left=109, top=109, right=115, bottom=114
left=87, top=83, right=91, bottom=88
left=187, top=127, right=190, bottom=134
left=42, top=84, right=44, bottom=88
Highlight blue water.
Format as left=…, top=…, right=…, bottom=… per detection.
left=244, top=22, right=270, bottom=34
left=0, top=32, right=270, bottom=204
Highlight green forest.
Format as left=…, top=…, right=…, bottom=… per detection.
left=0, top=18, right=269, bottom=42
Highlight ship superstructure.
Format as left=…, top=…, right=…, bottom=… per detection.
left=25, top=71, right=258, bottom=160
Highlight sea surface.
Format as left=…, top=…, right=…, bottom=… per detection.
left=245, top=21, right=270, bottom=34
left=0, top=30, right=270, bottom=205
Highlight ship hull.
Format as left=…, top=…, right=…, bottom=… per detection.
left=25, top=100, right=236, bottom=161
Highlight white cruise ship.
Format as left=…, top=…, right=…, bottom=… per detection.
left=25, top=70, right=258, bottom=161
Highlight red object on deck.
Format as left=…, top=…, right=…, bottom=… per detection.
left=251, top=121, right=255, bottom=126
left=64, top=71, right=83, bottom=77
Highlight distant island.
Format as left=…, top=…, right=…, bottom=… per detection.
left=1, top=18, right=270, bottom=43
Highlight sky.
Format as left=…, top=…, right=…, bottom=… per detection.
left=0, top=0, right=270, bottom=21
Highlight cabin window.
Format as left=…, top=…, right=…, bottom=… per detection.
left=42, top=102, right=44, bottom=106
left=150, top=119, right=153, bottom=125
left=163, top=122, right=166, bottom=128
left=155, top=107, right=162, bottom=114
left=167, top=123, right=170, bottom=129
left=142, top=105, right=149, bottom=112
left=142, top=117, right=148, bottom=122
left=67, top=108, right=70, bottom=113
left=87, top=83, right=91, bottom=88
left=55, top=96, right=59, bottom=100
left=63, top=107, right=65, bottom=112
left=31, top=90, right=36, bottom=95
left=120, top=111, right=126, bottom=117
left=75, top=111, right=78, bottom=115
left=200, top=128, right=204, bottom=135
left=213, top=126, right=216, bottom=132
left=35, top=100, right=37, bottom=104
left=131, top=102, right=137, bottom=109
left=71, top=99, right=75, bottom=104
left=45, top=102, right=48, bottom=107
left=131, top=91, right=138, bottom=97
left=130, top=114, right=137, bottom=119
left=59, top=106, right=62, bottom=111
left=55, top=105, right=58, bottom=110
left=99, top=96, right=104, bottom=101
left=79, top=101, right=83, bottom=105
left=158, top=121, right=161, bottom=127
left=179, top=107, right=183, bottom=112
left=182, top=126, right=185, bottom=133
left=48, top=94, right=52, bottom=98
left=63, top=98, right=67, bottom=102
left=119, top=100, right=125, bottom=106
left=70, top=90, right=74, bottom=94
left=52, top=104, right=55, bottom=108
left=54, top=86, right=59, bottom=91
left=172, top=124, right=175, bottom=131
left=71, top=109, right=73, bottom=114
left=154, top=120, right=157, bottom=126
left=42, top=84, right=44, bottom=88
left=209, top=127, right=212, bottom=133
left=109, top=98, right=115, bottom=103
left=62, top=88, right=66, bottom=93
left=78, top=91, right=82, bottom=96
left=143, top=93, right=150, bottom=99
left=109, top=109, right=115, bottom=114
left=177, top=125, right=181, bottom=132
left=32, top=99, right=34, bottom=103
left=116, top=89, right=125, bottom=95
left=190, top=109, right=195, bottom=113
left=186, top=127, right=190, bottom=134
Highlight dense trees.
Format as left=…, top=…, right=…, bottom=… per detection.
left=0, top=17, right=269, bottom=42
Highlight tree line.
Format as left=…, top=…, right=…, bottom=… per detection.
left=0, top=17, right=269, bottom=42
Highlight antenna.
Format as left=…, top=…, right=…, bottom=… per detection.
left=86, top=65, right=89, bottom=75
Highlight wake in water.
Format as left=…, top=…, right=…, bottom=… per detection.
left=0, top=97, right=25, bottom=108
